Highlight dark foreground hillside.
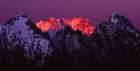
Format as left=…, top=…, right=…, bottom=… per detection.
left=0, top=12, right=140, bottom=71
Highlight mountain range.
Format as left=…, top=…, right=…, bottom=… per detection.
left=0, top=12, right=140, bottom=71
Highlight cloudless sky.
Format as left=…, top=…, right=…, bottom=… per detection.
left=0, top=0, right=139, bottom=29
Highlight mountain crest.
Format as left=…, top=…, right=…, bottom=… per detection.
left=110, top=12, right=120, bottom=24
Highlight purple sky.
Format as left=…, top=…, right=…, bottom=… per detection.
left=0, top=0, right=139, bottom=29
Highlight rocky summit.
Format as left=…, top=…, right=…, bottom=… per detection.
left=0, top=12, right=140, bottom=71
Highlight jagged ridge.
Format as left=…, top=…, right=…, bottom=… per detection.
left=0, top=12, right=140, bottom=71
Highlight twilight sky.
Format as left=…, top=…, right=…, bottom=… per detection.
left=0, top=0, right=139, bottom=29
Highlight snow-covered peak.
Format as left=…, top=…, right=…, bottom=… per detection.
left=8, top=15, right=33, bottom=42
left=110, top=12, right=120, bottom=24
left=2, top=15, right=53, bottom=64
left=12, top=16, right=28, bottom=30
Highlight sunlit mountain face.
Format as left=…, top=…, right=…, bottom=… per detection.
left=36, top=17, right=95, bottom=36
left=0, top=12, right=140, bottom=71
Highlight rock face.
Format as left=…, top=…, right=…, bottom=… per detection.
left=0, top=13, right=140, bottom=71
